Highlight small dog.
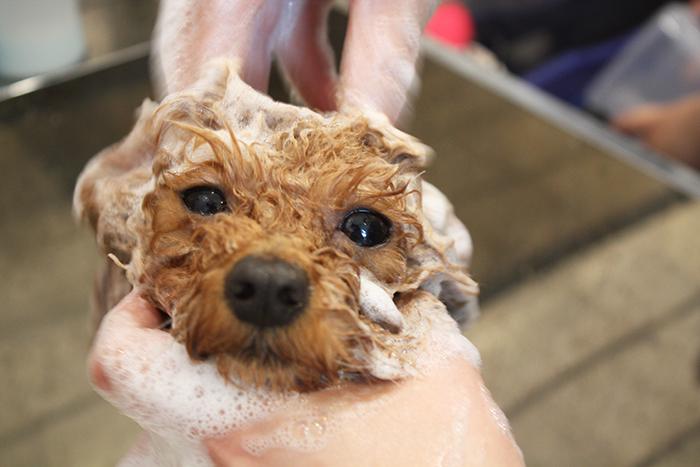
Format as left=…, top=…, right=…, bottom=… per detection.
left=75, top=60, right=477, bottom=392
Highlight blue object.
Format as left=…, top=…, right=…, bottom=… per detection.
left=524, top=32, right=634, bottom=107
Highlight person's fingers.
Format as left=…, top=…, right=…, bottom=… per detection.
left=205, top=358, right=524, bottom=467
left=105, top=289, right=164, bottom=330
left=276, top=0, right=338, bottom=111
left=339, top=0, right=437, bottom=123
left=692, top=0, right=700, bottom=14
left=154, top=0, right=436, bottom=118
left=89, top=290, right=296, bottom=444
left=87, top=290, right=171, bottom=392
left=153, top=0, right=283, bottom=96
left=612, top=95, right=700, bottom=168
left=611, top=105, right=663, bottom=136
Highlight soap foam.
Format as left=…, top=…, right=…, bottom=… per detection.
left=100, top=295, right=484, bottom=465
left=239, top=382, right=398, bottom=457
left=241, top=412, right=337, bottom=456
left=94, top=327, right=307, bottom=466
left=368, top=292, right=482, bottom=380
left=358, top=270, right=404, bottom=331
left=238, top=293, right=484, bottom=458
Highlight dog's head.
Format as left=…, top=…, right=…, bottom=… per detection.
left=75, top=60, right=477, bottom=391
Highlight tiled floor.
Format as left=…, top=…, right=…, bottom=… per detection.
left=468, top=201, right=700, bottom=467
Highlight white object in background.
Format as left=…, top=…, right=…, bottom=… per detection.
left=585, top=3, right=700, bottom=117
left=0, top=0, right=85, bottom=78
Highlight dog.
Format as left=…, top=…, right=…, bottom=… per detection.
left=74, top=59, right=478, bottom=392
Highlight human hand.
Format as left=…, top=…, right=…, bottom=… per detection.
left=612, top=94, right=700, bottom=169
left=153, top=0, right=437, bottom=123
left=205, top=354, right=524, bottom=467
left=693, top=0, right=700, bottom=14
left=89, top=291, right=523, bottom=466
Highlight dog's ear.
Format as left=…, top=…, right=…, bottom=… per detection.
left=358, top=112, right=434, bottom=169
left=74, top=100, right=158, bottom=263
left=74, top=61, right=237, bottom=262
left=358, top=115, right=477, bottom=326
left=418, top=181, right=480, bottom=328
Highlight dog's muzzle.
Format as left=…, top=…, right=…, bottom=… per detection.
left=224, top=255, right=310, bottom=328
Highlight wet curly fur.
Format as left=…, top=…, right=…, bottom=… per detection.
left=75, top=61, right=477, bottom=391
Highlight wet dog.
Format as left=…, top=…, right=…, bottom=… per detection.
left=75, top=60, right=478, bottom=391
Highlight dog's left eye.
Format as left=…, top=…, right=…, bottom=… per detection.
left=181, top=186, right=228, bottom=216
left=340, top=208, right=392, bottom=247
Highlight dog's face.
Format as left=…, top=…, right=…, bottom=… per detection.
left=141, top=111, right=427, bottom=390
left=75, top=61, right=477, bottom=391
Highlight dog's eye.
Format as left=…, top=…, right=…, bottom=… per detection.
left=181, top=186, right=227, bottom=216
left=340, top=208, right=392, bottom=247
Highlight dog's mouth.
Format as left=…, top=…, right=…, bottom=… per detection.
left=236, top=337, right=377, bottom=387
left=236, top=335, right=287, bottom=366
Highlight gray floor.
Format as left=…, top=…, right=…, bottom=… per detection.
left=468, top=201, right=700, bottom=467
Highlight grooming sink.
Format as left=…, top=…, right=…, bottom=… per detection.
left=1, top=1, right=698, bottom=466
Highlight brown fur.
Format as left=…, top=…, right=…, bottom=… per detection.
left=74, top=60, right=477, bottom=391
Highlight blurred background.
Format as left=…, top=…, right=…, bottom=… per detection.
left=0, top=0, right=699, bottom=465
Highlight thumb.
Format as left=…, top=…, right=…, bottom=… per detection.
left=338, top=0, right=437, bottom=124
left=88, top=289, right=170, bottom=393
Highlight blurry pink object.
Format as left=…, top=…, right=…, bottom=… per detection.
left=425, top=1, right=474, bottom=49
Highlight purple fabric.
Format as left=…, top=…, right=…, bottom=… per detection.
left=524, top=33, right=633, bottom=107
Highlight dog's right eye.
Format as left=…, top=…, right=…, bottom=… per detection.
left=181, top=186, right=228, bottom=216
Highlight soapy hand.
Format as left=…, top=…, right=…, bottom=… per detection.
left=153, top=0, right=436, bottom=123
left=89, top=291, right=524, bottom=466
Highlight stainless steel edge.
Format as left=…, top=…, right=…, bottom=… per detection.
left=0, top=41, right=150, bottom=103
left=3, top=31, right=698, bottom=199
left=421, top=37, right=700, bottom=199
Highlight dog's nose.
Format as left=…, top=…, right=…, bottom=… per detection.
left=224, top=255, right=310, bottom=328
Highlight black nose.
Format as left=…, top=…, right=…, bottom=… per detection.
left=224, top=255, right=310, bottom=328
